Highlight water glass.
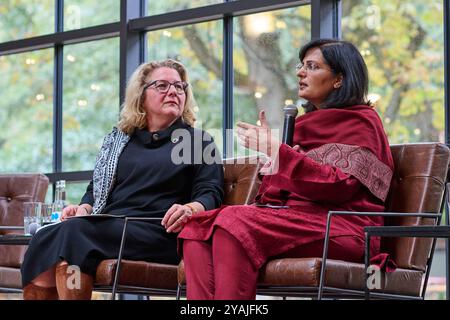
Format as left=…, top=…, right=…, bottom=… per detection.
left=23, top=202, right=42, bottom=235
left=41, top=203, right=53, bottom=225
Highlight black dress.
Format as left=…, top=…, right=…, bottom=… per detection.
left=21, top=120, right=224, bottom=286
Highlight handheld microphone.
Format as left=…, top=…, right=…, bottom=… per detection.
left=28, top=222, right=39, bottom=235
left=282, top=104, right=298, bottom=146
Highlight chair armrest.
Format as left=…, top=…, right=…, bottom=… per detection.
left=361, top=225, right=450, bottom=299
left=0, top=234, right=32, bottom=245
left=0, top=226, right=25, bottom=231
left=317, top=211, right=440, bottom=299
left=110, top=217, right=163, bottom=299
left=328, top=211, right=440, bottom=218
left=363, top=225, right=450, bottom=271
left=364, top=225, right=450, bottom=238
left=363, top=225, right=450, bottom=268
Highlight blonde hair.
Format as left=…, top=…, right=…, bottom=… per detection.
left=117, top=59, right=196, bottom=134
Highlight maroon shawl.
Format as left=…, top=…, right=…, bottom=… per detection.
left=256, top=105, right=394, bottom=205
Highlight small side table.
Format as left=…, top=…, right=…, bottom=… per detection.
left=0, top=226, right=32, bottom=245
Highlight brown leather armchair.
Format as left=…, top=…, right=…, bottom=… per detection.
left=93, top=156, right=263, bottom=298
left=98, top=142, right=450, bottom=300
left=176, top=143, right=450, bottom=300
left=254, top=142, right=450, bottom=299
left=0, top=173, right=49, bottom=292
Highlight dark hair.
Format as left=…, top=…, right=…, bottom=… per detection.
left=299, top=39, right=370, bottom=112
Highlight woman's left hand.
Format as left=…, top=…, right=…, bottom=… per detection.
left=161, top=204, right=194, bottom=233
left=236, top=110, right=280, bottom=157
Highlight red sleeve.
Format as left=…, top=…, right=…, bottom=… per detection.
left=268, top=144, right=362, bottom=203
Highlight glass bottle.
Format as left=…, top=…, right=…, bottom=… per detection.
left=51, top=180, right=66, bottom=222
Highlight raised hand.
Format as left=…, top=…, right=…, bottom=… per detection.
left=236, top=110, right=280, bottom=157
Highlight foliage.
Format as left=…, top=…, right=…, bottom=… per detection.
left=148, top=0, right=222, bottom=16
left=342, top=0, right=444, bottom=143
left=0, top=0, right=54, bottom=42
left=0, top=49, right=53, bottom=172
left=0, top=0, right=446, bottom=201
left=64, top=0, right=119, bottom=30
left=146, top=5, right=311, bottom=156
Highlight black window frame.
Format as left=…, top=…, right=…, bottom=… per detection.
left=1, top=0, right=341, bottom=183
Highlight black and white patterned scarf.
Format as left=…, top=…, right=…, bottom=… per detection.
left=91, top=127, right=130, bottom=215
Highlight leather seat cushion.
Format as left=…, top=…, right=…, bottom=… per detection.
left=178, top=258, right=423, bottom=296
left=95, top=259, right=178, bottom=290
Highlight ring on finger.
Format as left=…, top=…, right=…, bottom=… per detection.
left=177, top=214, right=188, bottom=225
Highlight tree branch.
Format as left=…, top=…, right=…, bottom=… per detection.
left=183, top=25, right=249, bottom=87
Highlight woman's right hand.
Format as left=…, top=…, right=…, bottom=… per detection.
left=236, top=110, right=280, bottom=157
left=61, top=205, right=91, bottom=221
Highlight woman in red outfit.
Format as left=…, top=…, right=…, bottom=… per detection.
left=176, top=39, right=394, bottom=300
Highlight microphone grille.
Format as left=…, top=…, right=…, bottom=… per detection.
left=29, top=222, right=39, bottom=235
left=283, top=104, right=299, bottom=117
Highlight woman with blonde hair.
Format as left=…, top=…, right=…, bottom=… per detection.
left=21, top=59, right=224, bottom=300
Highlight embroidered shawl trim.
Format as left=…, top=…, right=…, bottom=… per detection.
left=305, top=143, right=393, bottom=201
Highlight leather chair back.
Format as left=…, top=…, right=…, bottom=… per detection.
left=0, top=174, right=49, bottom=268
left=383, top=143, right=450, bottom=271
left=222, top=156, right=263, bottom=205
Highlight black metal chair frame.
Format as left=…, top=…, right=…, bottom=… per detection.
left=253, top=211, right=442, bottom=300
left=364, top=225, right=450, bottom=300
left=359, top=182, right=450, bottom=300
left=108, top=189, right=449, bottom=301
left=175, top=211, right=443, bottom=300
left=0, top=226, right=29, bottom=293
left=100, top=216, right=182, bottom=300
left=256, top=183, right=450, bottom=300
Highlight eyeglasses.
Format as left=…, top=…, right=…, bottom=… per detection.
left=295, top=62, right=332, bottom=73
left=144, top=80, right=188, bottom=95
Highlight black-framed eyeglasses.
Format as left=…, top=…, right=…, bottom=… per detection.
left=295, top=62, right=332, bottom=73
left=144, top=80, right=188, bottom=95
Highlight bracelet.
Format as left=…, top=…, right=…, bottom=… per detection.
left=184, top=203, right=197, bottom=215
left=81, top=207, right=90, bottom=215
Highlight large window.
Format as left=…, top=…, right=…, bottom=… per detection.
left=66, top=181, right=90, bottom=205
left=1, top=0, right=447, bottom=178
left=64, top=0, right=120, bottom=30
left=0, top=49, right=53, bottom=172
left=147, top=0, right=222, bottom=16
left=148, top=21, right=224, bottom=153
left=62, top=38, right=120, bottom=171
left=0, top=0, right=54, bottom=42
left=233, top=6, right=311, bottom=156
left=1, top=0, right=328, bottom=178
left=342, top=0, right=444, bottom=143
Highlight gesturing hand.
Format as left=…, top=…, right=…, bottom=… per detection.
left=161, top=204, right=194, bottom=233
left=236, top=110, right=280, bottom=157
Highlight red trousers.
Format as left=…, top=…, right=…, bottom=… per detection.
left=183, top=227, right=364, bottom=300
left=183, top=228, right=258, bottom=300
